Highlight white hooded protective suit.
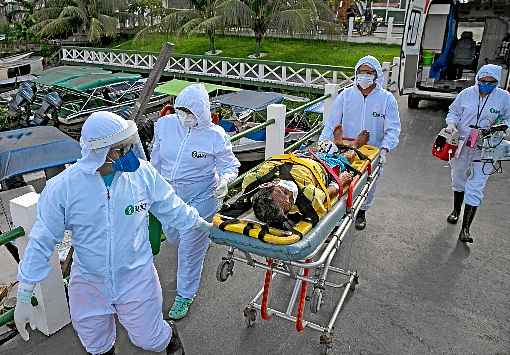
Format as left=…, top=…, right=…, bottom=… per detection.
left=18, top=111, right=203, bottom=354
left=151, top=84, right=240, bottom=299
left=319, top=56, right=401, bottom=209
left=446, top=64, right=510, bottom=206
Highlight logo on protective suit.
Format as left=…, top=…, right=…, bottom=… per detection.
left=489, top=108, right=500, bottom=114
left=125, top=201, right=149, bottom=215
left=372, top=112, right=386, bottom=119
left=192, top=151, right=207, bottom=158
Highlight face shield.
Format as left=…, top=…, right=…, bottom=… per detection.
left=77, top=111, right=143, bottom=174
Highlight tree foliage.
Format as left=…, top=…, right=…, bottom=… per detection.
left=32, top=0, right=121, bottom=42
left=135, top=0, right=223, bottom=53
left=218, top=0, right=339, bottom=57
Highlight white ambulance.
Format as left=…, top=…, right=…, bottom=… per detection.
left=399, top=0, right=510, bottom=108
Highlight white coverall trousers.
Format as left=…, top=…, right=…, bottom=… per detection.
left=450, top=146, right=489, bottom=207
left=68, top=263, right=171, bottom=354
left=165, top=180, right=216, bottom=300
left=361, top=165, right=383, bottom=210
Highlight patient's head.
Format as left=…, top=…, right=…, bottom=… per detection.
left=252, top=179, right=298, bottom=226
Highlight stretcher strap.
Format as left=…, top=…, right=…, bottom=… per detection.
left=242, top=223, right=252, bottom=236
left=257, top=224, right=269, bottom=241
left=296, top=259, right=311, bottom=332
left=347, top=160, right=370, bottom=209
left=336, top=143, right=370, bottom=161
left=261, top=258, right=273, bottom=321
left=218, top=219, right=238, bottom=231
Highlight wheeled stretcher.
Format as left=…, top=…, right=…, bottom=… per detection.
left=209, top=145, right=381, bottom=354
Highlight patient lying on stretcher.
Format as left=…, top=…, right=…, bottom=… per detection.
left=221, top=128, right=370, bottom=231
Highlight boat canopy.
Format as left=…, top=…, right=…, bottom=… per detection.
left=0, top=126, right=81, bottom=181
left=155, top=79, right=240, bottom=97
left=35, top=66, right=141, bottom=91
left=212, top=90, right=284, bottom=112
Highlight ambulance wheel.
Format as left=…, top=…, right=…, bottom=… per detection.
left=216, top=259, right=234, bottom=282
left=408, top=95, right=420, bottom=109
left=243, top=306, right=257, bottom=328
left=310, top=288, right=323, bottom=314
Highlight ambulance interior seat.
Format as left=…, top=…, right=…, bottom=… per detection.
left=452, top=31, right=477, bottom=78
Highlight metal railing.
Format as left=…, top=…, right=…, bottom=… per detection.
left=0, top=227, right=25, bottom=246
left=285, top=94, right=331, bottom=118
left=226, top=90, right=336, bottom=189
left=229, top=119, right=275, bottom=143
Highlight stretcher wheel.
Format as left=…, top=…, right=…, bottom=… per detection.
left=216, top=259, right=234, bottom=282
left=243, top=306, right=256, bottom=328
left=350, top=274, right=359, bottom=291
left=320, top=332, right=333, bottom=355
left=310, top=288, right=323, bottom=314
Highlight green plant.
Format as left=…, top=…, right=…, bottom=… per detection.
left=218, top=0, right=339, bottom=57
left=0, top=106, right=11, bottom=131
left=33, top=0, right=122, bottom=43
left=115, top=33, right=399, bottom=67
left=135, top=0, right=224, bottom=54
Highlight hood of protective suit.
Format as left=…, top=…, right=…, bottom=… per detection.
left=354, top=55, right=385, bottom=89
left=475, top=64, right=502, bottom=85
left=174, top=84, right=212, bottom=128
left=77, top=111, right=137, bottom=174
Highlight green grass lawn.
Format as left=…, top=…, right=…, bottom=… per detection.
left=114, top=33, right=400, bottom=67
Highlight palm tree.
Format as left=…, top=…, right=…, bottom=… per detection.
left=135, top=0, right=224, bottom=54
left=33, top=0, right=121, bottom=43
left=218, top=0, right=338, bottom=57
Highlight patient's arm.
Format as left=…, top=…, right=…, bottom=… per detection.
left=327, top=172, right=353, bottom=198
left=327, top=184, right=339, bottom=199
left=333, top=125, right=343, bottom=145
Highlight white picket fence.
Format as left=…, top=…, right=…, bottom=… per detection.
left=60, top=46, right=399, bottom=92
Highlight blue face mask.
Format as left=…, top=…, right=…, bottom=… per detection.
left=111, top=149, right=140, bottom=172
left=478, top=82, right=497, bottom=94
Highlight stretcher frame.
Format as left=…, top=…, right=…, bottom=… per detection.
left=213, top=156, right=381, bottom=354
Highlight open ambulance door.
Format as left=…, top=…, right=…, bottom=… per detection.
left=399, top=0, right=428, bottom=95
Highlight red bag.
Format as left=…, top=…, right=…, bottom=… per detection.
left=432, top=128, right=458, bottom=161
left=159, top=104, right=175, bottom=117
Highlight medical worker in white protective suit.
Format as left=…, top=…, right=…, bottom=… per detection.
left=444, top=64, right=510, bottom=243
left=14, top=111, right=213, bottom=355
left=319, top=55, right=401, bottom=230
left=151, top=84, right=240, bottom=320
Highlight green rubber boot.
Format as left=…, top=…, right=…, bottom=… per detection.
left=168, top=295, right=194, bottom=320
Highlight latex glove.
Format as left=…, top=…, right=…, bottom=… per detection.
left=214, top=177, right=229, bottom=199
left=196, top=218, right=213, bottom=233
left=445, top=123, right=458, bottom=135
left=379, top=148, right=388, bottom=165
left=14, top=283, right=36, bottom=341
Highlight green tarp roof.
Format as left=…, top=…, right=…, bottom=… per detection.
left=58, top=72, right=141, bottom=91
left=155, top=79, right=240, bottom=96
left=35, top=66, right=141, bottom=91
left=35, top=66, right=110, bottom=87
